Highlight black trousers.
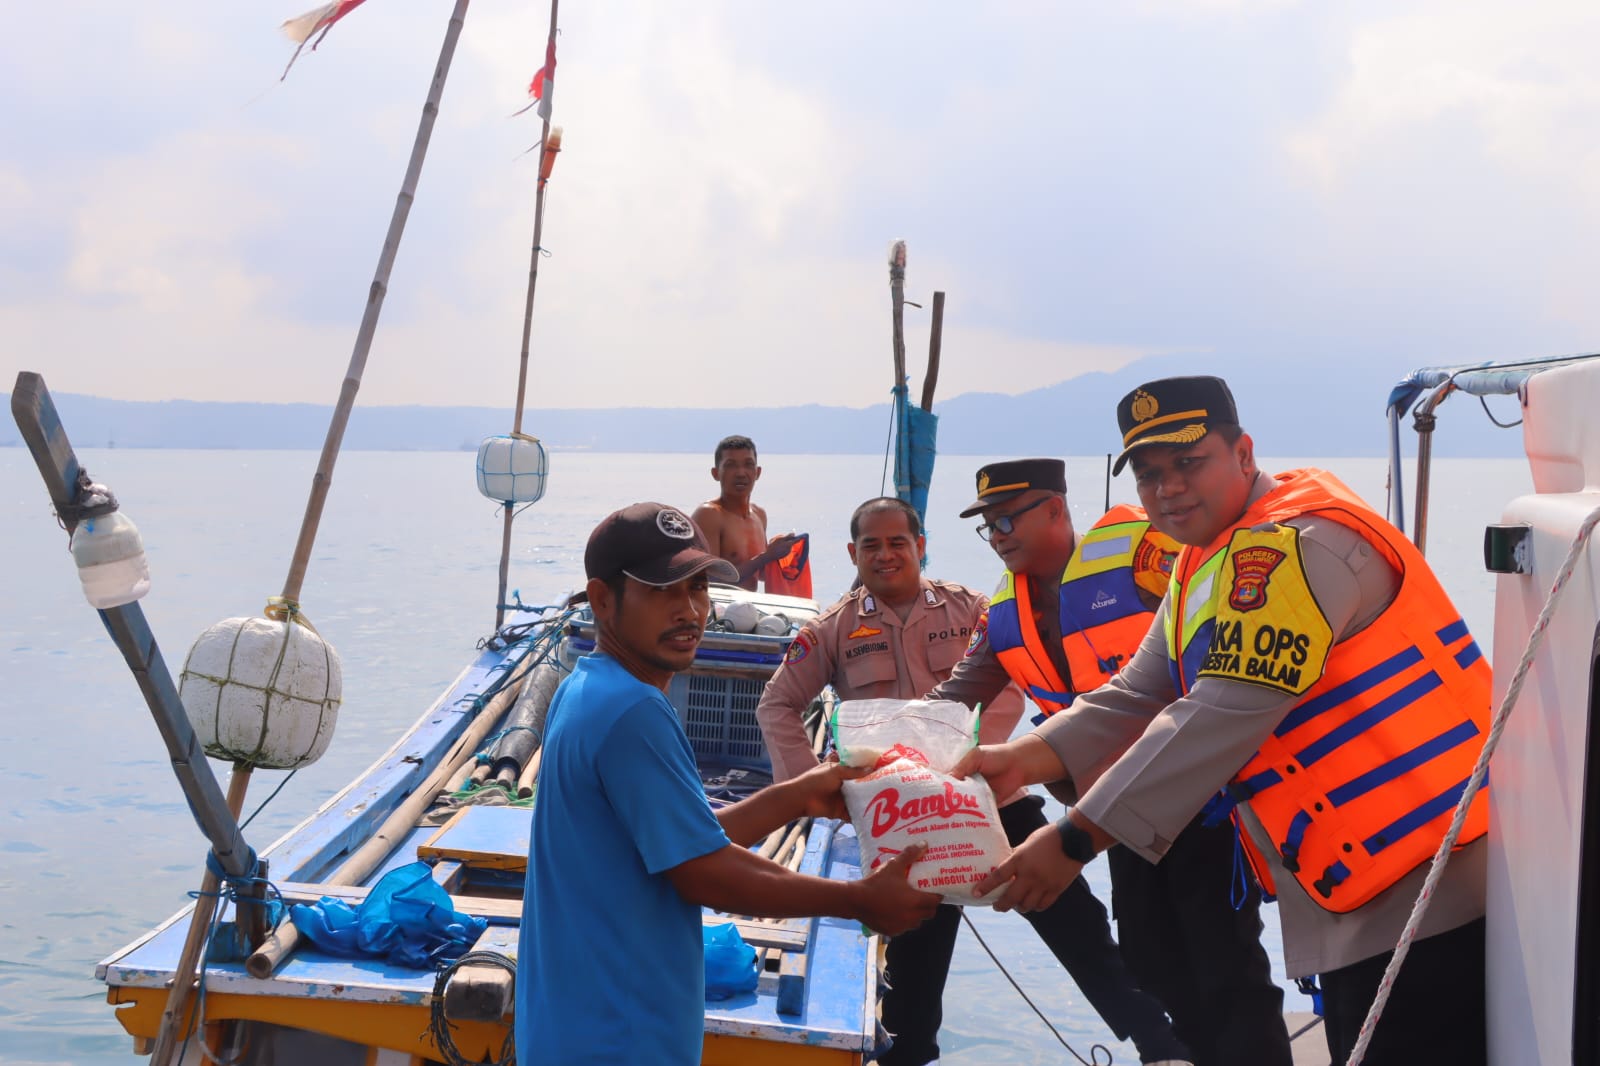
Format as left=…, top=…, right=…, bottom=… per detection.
left=1107, top=815, right=1293, bottom=1066
left=1320, top=917, right=1486, bottom=1066
left=879, top=795, right=1188, bottom=1066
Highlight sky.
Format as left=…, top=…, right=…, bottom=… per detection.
left=3, top=1, right=1600, bottom=411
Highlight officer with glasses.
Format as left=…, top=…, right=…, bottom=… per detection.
left=929, top=458, right=1291, bottom=1066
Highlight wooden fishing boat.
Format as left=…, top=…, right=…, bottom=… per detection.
left=81, top=575, right=882, bottom=1065
left=1, top=4, right=918, bottom=1060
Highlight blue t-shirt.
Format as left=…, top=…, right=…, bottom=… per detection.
left=515, top=654, right=731, bottom=1064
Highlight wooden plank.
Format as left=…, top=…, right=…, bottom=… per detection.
left=430, top=859, right=467, bottom=893
left=776, top=933, right=810, bottom=1017
left=273, top=882, right=808, bottom=950
left=1287, top=1011, right=1329, bottom=1066
left=416, top=805, right=532, bottom=872
left=441, top=928, right=515, bottom=1023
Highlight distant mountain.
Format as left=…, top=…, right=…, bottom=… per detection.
left=2, top=354, right=1524, bottom=456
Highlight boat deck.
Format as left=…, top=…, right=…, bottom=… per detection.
left=1288, top=1011, right=1329, bottom=1065
left=98, top=596, right=883, bottom=1062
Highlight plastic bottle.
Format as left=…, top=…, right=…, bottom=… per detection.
left=70, top=511, right=151, bottom=609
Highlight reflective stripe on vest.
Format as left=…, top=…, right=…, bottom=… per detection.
left=1167, top=468, right=1492, bottom=913
left=990, top=505, right=1167, bottom=716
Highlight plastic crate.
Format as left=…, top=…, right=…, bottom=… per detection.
left=667, top=672, right=771, bottom=770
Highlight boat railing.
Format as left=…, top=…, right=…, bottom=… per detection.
left=1385, top=351, right=1600, bottom=551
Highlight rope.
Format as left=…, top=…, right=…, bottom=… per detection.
left=879, top=384, right=898, bottom=498
left=53, top=470, right=121, bottom=525
left=239, top=769, right=298, bottom=832
left=180, top=849, right=287, bottom=1066
left=430, top=950, right=517, bottom=1066
left=1345, top=503, right=1600, bottom=1065
left=473, top=725, right=540, bottom=764
left=263, top=595, right=321, bottom=634
left=958, top=911, right=1116, bottom=1065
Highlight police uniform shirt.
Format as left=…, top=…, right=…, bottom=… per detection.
left=756, top=578, right=1025, bottom=784
left=1034, top=472, right=1487, bottom=978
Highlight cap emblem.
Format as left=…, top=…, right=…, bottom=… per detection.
left=1131, top=390, right=1159, bottom=423
left=977, top=471, right=991, bottom=493
left=656, top=508, right=695, bottom=539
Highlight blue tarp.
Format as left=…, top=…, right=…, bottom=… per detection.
left=290, top=861, right=489, bottom=970
left=703, top=922, right=758, bottom=1000
left=892, top=385, right=939, bottom=531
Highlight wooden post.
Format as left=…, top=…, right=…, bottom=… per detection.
left=147, top=766, right=254, bottom=1066
left=10, top=374, right=258, bottom=1066
left=920, top=291, right=944, bottom=413
left=888, top=240, right=908, bottom=394
left=281, top=0, right=473, bottom=608
left=495, top=0, right=562, bottom=631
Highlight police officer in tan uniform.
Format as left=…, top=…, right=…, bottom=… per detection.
left=757, top=497, right=1191, bottom=1066
left=961, top=378, right=1490, bottom=1066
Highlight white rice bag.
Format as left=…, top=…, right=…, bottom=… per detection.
left=833, top=699, right=1011, bottom=905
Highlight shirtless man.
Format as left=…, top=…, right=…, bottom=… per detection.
left=691, top=435, right=801, bottom=591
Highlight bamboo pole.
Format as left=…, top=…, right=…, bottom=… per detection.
left=495, top=0, right=562, bottom=631
left=516, top=748, right=542, bottom=798
left=281, top=0, right=472, bottom=608
left=245, top=653, right=531, bottom=979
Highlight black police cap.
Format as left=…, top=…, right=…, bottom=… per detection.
left=958, top=458, right=1067, bottom=518
left=1113, top=376, right=1239, bottom=475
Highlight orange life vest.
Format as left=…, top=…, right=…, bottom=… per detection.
left=1165, top=468, right=1491, bottom=912
left=762, top=533, right=813, bottom=598
left=987, top=505, right=1177, bottom=716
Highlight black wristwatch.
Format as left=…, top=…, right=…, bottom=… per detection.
left=1054, top=813, right=1097, bottom=863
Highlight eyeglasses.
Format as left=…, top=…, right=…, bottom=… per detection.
left=975, top=495, right=1055, bottom=541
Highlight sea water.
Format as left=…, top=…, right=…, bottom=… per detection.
left=0, top=447, right=1528, bottom=1065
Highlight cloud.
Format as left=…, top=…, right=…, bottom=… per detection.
left=1287, top=3, right=1600, bottom=189
left=7, top=1, right=1600, bottom=410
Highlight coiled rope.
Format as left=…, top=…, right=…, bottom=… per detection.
left=430, top=950, right=517, bottom=1066
left=1346, top=503, right=1600, bottom=1065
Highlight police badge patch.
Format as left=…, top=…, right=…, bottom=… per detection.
left=785, top=629, right=815, bottom=664
left=1228, top=546, right=1285, bottom=612
left=965, top=612, right=989, bottom=657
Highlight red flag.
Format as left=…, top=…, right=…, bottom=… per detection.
left=515, top=36, right=558, bottom=120
left=280, top=0, right=371, bottom=79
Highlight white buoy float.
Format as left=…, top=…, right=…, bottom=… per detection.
left=476, top=433, right=549, bottom=504
left=178, top=611, right=342, bottom=769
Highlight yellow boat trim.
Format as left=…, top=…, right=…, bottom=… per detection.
left=110, top=987, right=861, bottom=1064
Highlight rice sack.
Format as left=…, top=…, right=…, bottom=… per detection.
left=833, top=698, right=1010, bottom=905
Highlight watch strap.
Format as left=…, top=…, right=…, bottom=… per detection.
left=1054, top=813, right=1097, bottom=863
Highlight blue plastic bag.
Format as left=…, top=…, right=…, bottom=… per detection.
left=703, top=922, right=758, bottom=1000
left=290, top=861, right=488, bottom=969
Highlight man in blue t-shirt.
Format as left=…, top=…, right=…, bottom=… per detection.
left=517, top=502, right=940, bottom=1065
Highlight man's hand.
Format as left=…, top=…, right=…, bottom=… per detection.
left=787, top=756, right=863, bottom=821
left=972, top=823, right=1082, bottom=913
left=760, top=532, right=803, bottom=565
left=950, top=743, right=1025, bottom=803
left=854, top=843, right=942, bottom=936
